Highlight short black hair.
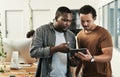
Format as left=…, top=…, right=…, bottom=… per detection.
left=26, top=30, right=35, bottom=38
left=55, top=6, right=72, bottom=20
left=78, top=5, right=97, bottom=19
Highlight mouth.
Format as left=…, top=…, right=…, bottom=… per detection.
left=83, top=25, right=88, bottom=27
left=84, top=26, right=89, bottom=28
left=62, top=28, right=67, bottom=32
left=63, top=26, right=68, bottom=30
left=83, top=26, right=89, bottom=30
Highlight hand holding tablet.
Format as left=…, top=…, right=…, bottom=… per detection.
left=70, top=48, right=87, bottom=56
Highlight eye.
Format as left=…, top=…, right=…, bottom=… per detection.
left=61, top=19, right=72, bottom=22
left=87, top=20, right=91, bottom=23
left=81, top=20, right=85, bottom=23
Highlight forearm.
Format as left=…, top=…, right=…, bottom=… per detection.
left=30, top=46, right=51, bottom=58
left=50, top=46, right=58, bottom=54
left=75, top=63, right=82, bottom=77
left=93, top=54, right=112, bottom=63
left=93, top=47, right=113, bottom=63
left=70, top=67, right=77, bottom=77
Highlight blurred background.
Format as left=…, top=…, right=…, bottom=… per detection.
left=0, top=0, right=120, bottom=77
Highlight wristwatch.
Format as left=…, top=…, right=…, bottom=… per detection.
left=91, top=56, right=95, bottom=62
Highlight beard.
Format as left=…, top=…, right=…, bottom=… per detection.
left=54, top=26, right=68, bottom=32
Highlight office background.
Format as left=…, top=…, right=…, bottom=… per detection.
left=0, top=0, right=113, bottom=38
left=0, top=0, right=120, bottom=77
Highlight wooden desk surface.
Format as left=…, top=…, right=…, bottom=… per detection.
left=0, top=63, right=37, bottom=77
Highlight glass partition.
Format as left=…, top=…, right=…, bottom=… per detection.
left=117, top=0, right=120, bottom=48
left=102, top=2, right=115, bottom=46
left=103, top=5, right=108, bottom=29
left=108, top=2, right=115, bottom=37
left=108, top=2, right=115, bottom=46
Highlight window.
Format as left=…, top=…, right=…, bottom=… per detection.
left=69, top=10, right=82, bottom=35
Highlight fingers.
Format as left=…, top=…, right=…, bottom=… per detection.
left=75, top=50, right=92, bottom=61
left=63, top=42, right=70, bottom=45
left=75, top=52, right=84, bottom=59
left=87, top=49, right=91, bottom=55
left=63, top=43, right=70, bottom=51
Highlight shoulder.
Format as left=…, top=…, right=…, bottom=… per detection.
left=97, top=26, right=112, bottom=39
left=76, top=29, right=84, bottom=37
left=96, top=26, right=111, bottom=36
left=36, top=22, right=54, bottom=31
left=96, top=26, right=109, bottom=32
left=67, top=30, right=76, bottom=36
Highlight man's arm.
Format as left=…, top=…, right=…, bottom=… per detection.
left=75, top=47, right=113, bottom=63
left=93, top=47, right=113, bottom=63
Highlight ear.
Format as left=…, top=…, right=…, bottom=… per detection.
left=56, top=19, right=57, bottom=21
left=55, top=17, right=57, bottom=21
left=53, top=18, right=57, bottom=22
left=93, top=17, right=96, bottom=20
left=55, top=16, right=59, bottom=21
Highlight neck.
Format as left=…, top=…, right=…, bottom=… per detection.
left=85, top=25, right=97, bottom=33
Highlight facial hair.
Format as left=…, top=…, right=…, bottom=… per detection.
left=54, top=25, right=67, bottom=32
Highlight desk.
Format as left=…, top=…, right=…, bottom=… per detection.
left=0, top=63, right=37, bottom=77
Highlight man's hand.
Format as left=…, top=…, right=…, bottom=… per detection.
left=75, top=49, right=92, bottom=62
left=50, top=43, right=69, bottom=54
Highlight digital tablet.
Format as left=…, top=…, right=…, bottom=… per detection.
left=70, top=48, right=87, bottom=56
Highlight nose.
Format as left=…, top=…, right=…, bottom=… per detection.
left=62, top=19, right=72, bottom=26
left=64, top=21, right=71, bottom=27
left=83, top=22, right=88, bottom=26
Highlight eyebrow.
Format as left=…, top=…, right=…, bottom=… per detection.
left=61, top=19, right=73, bottom=22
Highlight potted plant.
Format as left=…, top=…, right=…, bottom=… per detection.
left=0, top=30, right=7, bottom=72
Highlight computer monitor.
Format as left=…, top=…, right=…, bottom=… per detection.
left=2, top=38, right=36, bottom=64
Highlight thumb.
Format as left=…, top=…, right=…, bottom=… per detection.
left=87, top=49, right=91, bottom=55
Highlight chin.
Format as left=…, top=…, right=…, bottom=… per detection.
left=84, top=27, right=90, bottom=30
left=63, top=29, right=67, bottom=32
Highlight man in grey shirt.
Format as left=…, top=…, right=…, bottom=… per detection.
left=30, top=6, right=76, bottom=77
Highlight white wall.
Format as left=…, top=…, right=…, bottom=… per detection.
left=0, top=0, right=113, bottom=38
left=111, top=48, right=120, bottom=77
left=97, top=0, right=114, bottom=7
